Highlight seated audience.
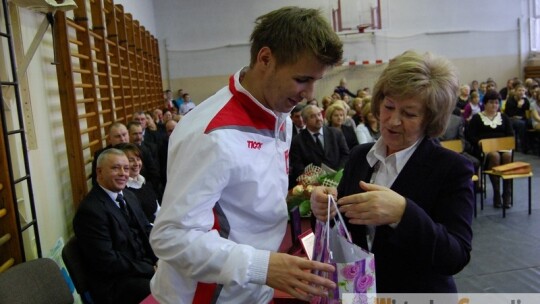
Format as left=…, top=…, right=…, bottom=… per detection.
left=334, top=77, right=356, bottom=99
left=133, top=111, right=159, bottom=144
left=163, top=90, right=175, bottom=113
left=289, top=105, right=349, bottom=189
left=462, top=91, right=483, bottom=122
left=74, top=148, right=157, bottom=304
left=332, top=99, right=356, bottom=129
left=351, top=97, right=364, bottom=126
left=290, top=104, right=305, bottom=137
left=179, top=93, right=196, bottom=115
left=355, top=101, right=380, bottom=144
left=174, top=89, right=184, bottom=111
left=127, top=121, right=163, bottom=199
left=467, top=90, right=514, bottom=208
left=326, top=103, right=359, bottom=150
left=530, top=87, right=540, bottom=130
left=116, top=143, right=161, bottom=223
left=499, top=78, right=514, bottom=100
left=456, top=84, right=470, bottom=114
left=91, top=122, right=130, bottom=186
left=504, top=83, right=530, bottom=152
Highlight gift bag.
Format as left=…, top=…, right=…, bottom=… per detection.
left=311, top=195, right=376, bottom=304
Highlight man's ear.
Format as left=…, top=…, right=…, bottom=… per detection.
left=257, top=47, right=273, bottom=68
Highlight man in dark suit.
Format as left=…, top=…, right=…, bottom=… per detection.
left=91, top=122, right=130, bottom=186
left=74, top=148, right=157, bottom=304
left=290, top=104, right=305, bottom=137
left=133, top=111, right=159, bottom=144
left=289, top=104, right=349, bottom=189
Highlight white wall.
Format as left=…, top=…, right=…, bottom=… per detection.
left=154, top=0, right=532, bottom=102
left=116, top=0, right=156, bottom=34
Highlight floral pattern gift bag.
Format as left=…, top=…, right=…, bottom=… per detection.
left=311, top=195, right=376, bottom=304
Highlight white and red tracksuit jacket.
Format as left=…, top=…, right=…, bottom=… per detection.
left=150, top=68, right=291, bottom=303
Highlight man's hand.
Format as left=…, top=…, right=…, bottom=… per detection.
left=338, top=181, right=406, bottom=225
left=310, top=186, right=338, bottom=222
left=266, top=252, right=336, bottom=301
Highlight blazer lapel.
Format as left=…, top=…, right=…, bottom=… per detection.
left=303, top=130, right=325, bottom=156
left=96, top=187, right=131, bottom=232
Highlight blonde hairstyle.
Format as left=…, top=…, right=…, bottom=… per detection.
left=371, top=50, right=458, bottom=138
left=325, top=103, right=346, bottom=126
left=361, top=102, right=373, bottom=120
left=352, top=97, right=363, bottom=109
left=321, top=96, right=333, bottom=109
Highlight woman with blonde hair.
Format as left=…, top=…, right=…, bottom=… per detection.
left=351, top=97, right=364, bottom=125
left=311, top=50, right=474, bottom=292
left=326, top=102, right=359, bottom=150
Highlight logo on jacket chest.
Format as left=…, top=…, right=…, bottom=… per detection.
left=247, top=140, right=263, bottom=150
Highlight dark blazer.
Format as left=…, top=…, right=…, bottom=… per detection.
left=289, top=126, right=349, bottom=189
left=340, top=124, right=359, bottom=150
left=291, top=124, right=303, bottom=137
left=73, top=186, right=157, bottom=303
left=91, top=145, right=161, bottom=197
left=337, top=138, right=474, bottom=292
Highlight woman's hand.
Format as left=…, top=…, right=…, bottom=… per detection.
left=337, top=181, right=406, bottom=225
left=310, top=186, right=338, bottom=222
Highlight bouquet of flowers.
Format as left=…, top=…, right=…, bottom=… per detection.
left=287, top=163, right=343, bottom=217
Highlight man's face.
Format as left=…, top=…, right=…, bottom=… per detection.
left=129, top=125, right=144, bottom=145
left=291, top=111, right=304, bottom=128
left=257, top=49, right=329, bottom=113
left=163, top=111, right=172, bottom=122
left=166, top=121, right=177, bottom=137
left=96, top=154, right=129, bottom=192
left=153, top=109, right=163, bottom=121
left=109, top=126, right=129, bottom=146
left=304, top=106, right=324, bottom=132
left=133, top=114, right=147, bottom=129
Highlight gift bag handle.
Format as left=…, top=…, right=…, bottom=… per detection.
left=326, top=195, right=353, bottom=257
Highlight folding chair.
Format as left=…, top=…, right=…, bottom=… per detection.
left=0, top=258, right=73, bottom=304
left=62, top=236, right=94, bottom=304
left=478, top=136, right=533, bottom=217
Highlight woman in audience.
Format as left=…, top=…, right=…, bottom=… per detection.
left=311, top=50, right=474, bottom=292
left=321, top=95, right=333, bottom=118
left=351, top=97, right=364, bottom=126
left=325, top=102, right=359, bottom=150
left=467, top=89, right=514, bottom=208
left=355, top=101, right=379, bottom=144
left=456, top=84, right=470, bottom=114
left=530, top=87, right=540, bottom=130
left=462, top=91, right=483, bottom=122
left=116, top=143, right=161, bottom=223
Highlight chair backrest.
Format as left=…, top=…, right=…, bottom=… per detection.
left=0, top=258, right=74, bottom=304
left=479, top=136, right=515, bottom=154
left=440, top=139, right=463, bottom=153
left=62, top=236, right=94, bottom=304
